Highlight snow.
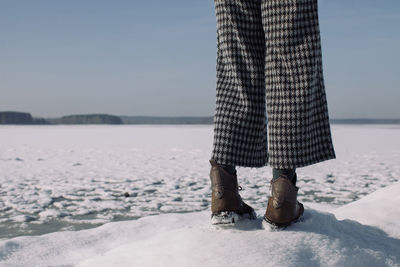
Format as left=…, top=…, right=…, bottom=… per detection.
left=0, top=125, right=399, bottom=239
left=334, top=180, right=400, bottom=239
left=0, top=124, right=400, bottom=266
left=1, top=182, right=400, bottom=266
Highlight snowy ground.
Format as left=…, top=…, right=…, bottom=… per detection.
left=0, top=124, right=399, bottom=240
left=1, top=182, right=399, bottom=267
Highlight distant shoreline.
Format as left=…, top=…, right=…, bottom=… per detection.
left=1, top=111, right=399, bottom=125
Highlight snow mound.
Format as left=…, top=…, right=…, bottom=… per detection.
left=1, top=183, right=400, bottom=267
left=334, top=182, right=400, bottom=238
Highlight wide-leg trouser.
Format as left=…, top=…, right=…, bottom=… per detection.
left=211, top=0, right=336, bottom=168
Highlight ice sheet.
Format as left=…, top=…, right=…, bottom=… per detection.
left=0, top=125, right=399, bottom=239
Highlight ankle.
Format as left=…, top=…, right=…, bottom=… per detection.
left=219, top=164, right=236, bottom=175
left=272, top=168, right=296, bottom=186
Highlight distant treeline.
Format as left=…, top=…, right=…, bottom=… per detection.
left=0, top=111, right=48, bottom=125
left=48, top=114, right=123, bottom=125
left=0, top=111, right=212, bottom=125
left=119, top=116, right=213, bottom=124
left=0, top=111, right=399, bottom=125
left=0, top=112, right=122, bottom=125
left=330, top=118, right=400, bottom=124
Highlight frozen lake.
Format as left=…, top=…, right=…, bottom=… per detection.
left=0, top=124, right=399, bottom=239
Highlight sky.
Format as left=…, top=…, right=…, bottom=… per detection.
left=0, top=0, right=399, bottom=119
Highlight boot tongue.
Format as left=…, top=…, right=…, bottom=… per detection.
left=219, top=170, right=238, bottom=191
left=212, top=166, right=238, bottom=192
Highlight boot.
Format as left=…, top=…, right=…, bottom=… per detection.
left=264, top=175, right=304, bottom=228
left=209, top=159, right=256, bottom=224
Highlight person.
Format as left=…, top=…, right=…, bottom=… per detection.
left=209, top=0, right=336, bottom=227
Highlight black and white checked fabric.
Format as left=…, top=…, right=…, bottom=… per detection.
left=211, top=0, right=336, bottom=168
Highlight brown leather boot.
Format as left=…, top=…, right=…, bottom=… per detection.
left=264, top=175, right=304, bottom=228
left=209, top=159, right=256, bottom=224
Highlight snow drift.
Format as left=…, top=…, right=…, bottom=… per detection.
left=1, top=182, right=400, bottom=267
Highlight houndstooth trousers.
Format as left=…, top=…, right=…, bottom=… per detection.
left=211, top=0, right=336, bottom=169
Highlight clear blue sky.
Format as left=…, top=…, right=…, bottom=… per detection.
left=1, top=0, right=399, bottom=118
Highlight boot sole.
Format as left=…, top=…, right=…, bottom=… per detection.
left=211, top=211, right=240, bottom=225
left=262, top=214, right=304, bottom=230
left=211, top=210, right=257, bottom=225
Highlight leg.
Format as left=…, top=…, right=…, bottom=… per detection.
left=210, top=0, right=265, bottom=224
left=262, top=0, right=333, bottom=227
left=262, top=0, right=336, bottom=169
left=211, top=0, right=268, bottom=168
left=273, top=168, right=296, bottom=185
